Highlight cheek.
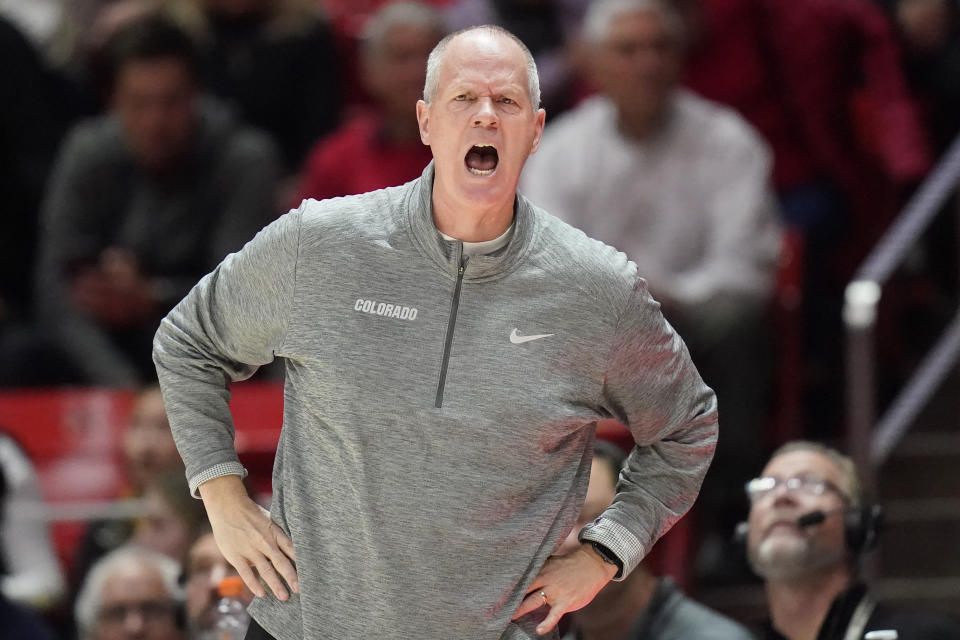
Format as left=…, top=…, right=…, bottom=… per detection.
left=167, top=106, right=194, bottom=136
left=745, top=510, right=764, bottom=547
left=185, top=583, right=206, bottom=615
left=823, top=519, right=848, bottom=548
left=147, top=620, right=180, bottom=639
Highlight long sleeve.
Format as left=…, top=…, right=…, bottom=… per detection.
left=580, top=277, right=718, bottom=579
left=153, top=206, right=302, bottom=496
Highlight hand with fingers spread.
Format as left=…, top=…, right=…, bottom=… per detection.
left=512, top=544, right=618, bottom=636
left=198, top=475, right=300, bottom=601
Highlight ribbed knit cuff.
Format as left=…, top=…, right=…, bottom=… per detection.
left=578, top=518, right=646, bottom=581
left=188, top=462, right=248, bottom=498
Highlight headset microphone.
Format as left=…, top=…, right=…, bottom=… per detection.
left=796, top=507, right=844, bottom=528
left=734, top=504, right=883, bottom=553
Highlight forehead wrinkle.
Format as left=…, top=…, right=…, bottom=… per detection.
left=441, top=68, right=528, bottom=105
left=438, top=32, right=531, bottom=99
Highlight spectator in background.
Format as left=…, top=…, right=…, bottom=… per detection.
left=0, top=0, right=64, bottom=49
left=0, top=16, right=70, bottom=319
left=521, top=0, right=780, bottom=580
left=884, top=0, right=960, bottom=154
left=676, top=0, right=932, bottom=434
left=185, top=0, right=343, bottom=175
left=883, top=0, right=960, bottom=329
left=445, top=0, right=588, bottom=115
left=71, top=386, right=186, bottom=603
left=74, top=546, right=185, bottom=640
left=123, top=386, right=183, bottom=494
left=679, top=0, right=930, bottom=245
left=131, top=472, right=208, bottom=565
left=0, top=16, right=78, bottom=387
left=184, top=530, right=253, bottom=640
left=36, top=12, right=280, bottom=387
left=746, top=441, right=960, bottom=639
left=296, top=1, right=445, bottom=203
left=0, top=461, right=59, bottom=640
left=319, top=0, right=453, bottom=40
left=558, top=440, right=754, bottom=640
left=0, top=433, right=66, bottom=609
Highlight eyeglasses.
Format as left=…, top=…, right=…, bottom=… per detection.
left=745, top=474, right=851, bottom=505
left=97, top=600, right=176, bottom=627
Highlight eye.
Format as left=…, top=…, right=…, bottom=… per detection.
left=500, top=97, right=515, bottom=105
left=454, top=94, right=468, bottom=101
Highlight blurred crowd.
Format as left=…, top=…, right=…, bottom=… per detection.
left=0, top=0, right=959, bottom=638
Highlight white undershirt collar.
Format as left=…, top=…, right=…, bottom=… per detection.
left=439, top=223, right=515, bottom=256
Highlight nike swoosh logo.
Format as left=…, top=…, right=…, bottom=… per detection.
left=510, top=328, right=555, bottom=344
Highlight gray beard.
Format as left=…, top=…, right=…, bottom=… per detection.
left=748, top=536, right=845, bottom=581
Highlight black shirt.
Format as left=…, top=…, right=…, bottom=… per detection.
left=763, top=583, right=960, bottom=640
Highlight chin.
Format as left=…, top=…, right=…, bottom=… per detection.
left=748, top=537, right=845, bottom=581
left=458, top=168, right=509, bottom=192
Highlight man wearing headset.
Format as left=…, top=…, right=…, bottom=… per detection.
left=745, top=441, right=960, bottom=640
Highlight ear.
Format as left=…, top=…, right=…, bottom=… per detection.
left=529, top=108, right=547, bottom=154
left=416, top=100, right=430, bottom=145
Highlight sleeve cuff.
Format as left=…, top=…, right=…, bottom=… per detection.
left=578, top=518, right=647, bottom=581
left=188, top=462, right=248, bottom=498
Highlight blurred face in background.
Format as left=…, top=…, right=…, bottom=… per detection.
left=185, top=533, right=252, bottom=638
left=364, top=23, right=445, bottom=122
left=123, top=388, right=182, bottom=493
left=93, top=561, right=183, bottom=640
left=588, top=8, right=682, bottom=130
left=132, top=486, right=195, bottom=563
left=746, top=450, right=851, bottom=582
left=896, top=0, right=953, bottom=52
left=112, top=56, right=197, bottom=173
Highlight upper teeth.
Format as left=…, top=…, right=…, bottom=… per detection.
left=475, top=143, right=495, bottom=149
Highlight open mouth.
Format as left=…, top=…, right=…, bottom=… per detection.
left=465, top=143, right=498, bottom=176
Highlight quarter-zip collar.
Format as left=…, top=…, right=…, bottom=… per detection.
left=405, top=161, right=539, bottom=282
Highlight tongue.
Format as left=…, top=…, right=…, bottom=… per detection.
left=466, top=147, right=497, bottom=171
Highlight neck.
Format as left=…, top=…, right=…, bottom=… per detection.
left=574, top=569, right=659, bottom=640
left=431, top=182, right=515, bottom=243
left=616, top=101, right=668, bottom=141
left=766, top=569, right=851, bottom=640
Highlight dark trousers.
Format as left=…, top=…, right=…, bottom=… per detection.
left=245, top=619, right=278, bottom=640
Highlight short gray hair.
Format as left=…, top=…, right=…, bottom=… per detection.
left=423, top=25, right=541, bottom=110
left=582, top=0, right=686, bottom=48
left=769, top=440, right=863, bottom=505
left=359, top=1, right=448, bottom=58
left=75, top=545, right=184, bottom=639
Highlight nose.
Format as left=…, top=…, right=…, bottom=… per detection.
left=770, top=483, right=801, bottom=507
left=472, top=97, right=498, bottom=127
left=123, top=609, right=146, bottom=635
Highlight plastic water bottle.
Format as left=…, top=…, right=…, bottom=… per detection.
left=214, top=576, right=250, bottom=640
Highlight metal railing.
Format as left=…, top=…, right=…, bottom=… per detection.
left=844, top=133, right=960, bottom=480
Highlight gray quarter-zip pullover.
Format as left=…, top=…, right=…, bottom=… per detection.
left=154, top=162, right=718, bottom=640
